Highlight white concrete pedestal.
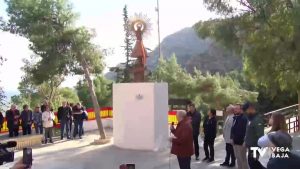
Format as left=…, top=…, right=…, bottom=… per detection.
left=113, top=83, right=168, bottom=151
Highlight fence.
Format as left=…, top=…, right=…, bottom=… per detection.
left=264, top=104, right=299, bottom=133
left=1, top=107, right=177, bottom=133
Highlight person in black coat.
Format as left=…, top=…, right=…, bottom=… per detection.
left=57, top=101, right=72, bottom=140
left=0, top=111, right=4, bottom=133
left=20, top=104, right=33, bottom=135
left=72, top=103, right=84, bottom=139
left=186, top=103, right=201, bottom=160
left=231, top=104, right=248, bottom=169
left=202, top=108, right=217, bottom=162
left=6, top=104, right=20, bottom=137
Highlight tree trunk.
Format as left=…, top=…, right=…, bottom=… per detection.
left=81, top=59, right=106, bottom=139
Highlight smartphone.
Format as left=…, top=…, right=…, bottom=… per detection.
left=119, top=164, right=135, bottom=169
left=23, top=148, right=32, bottom=167
left=127, top=164, right=135, bottom=169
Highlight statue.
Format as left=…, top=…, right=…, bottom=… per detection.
left=129, top=14, right=151, bottom=82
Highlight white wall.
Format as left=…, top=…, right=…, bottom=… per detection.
left=113, top=83, right=168, bottom=151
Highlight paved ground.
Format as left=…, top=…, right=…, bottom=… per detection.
left=2, top=129, right=230, bottom=169
left=1, top=122, right=299, bottom=169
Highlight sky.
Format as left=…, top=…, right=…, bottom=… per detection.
left=0, top=0, right=217, bottom=100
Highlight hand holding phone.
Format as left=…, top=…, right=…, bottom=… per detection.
left=23, top=148, right=32, bottom=168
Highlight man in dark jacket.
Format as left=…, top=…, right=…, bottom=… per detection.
left=244, top=102, right=264, bottom=169
left=186, top=103, right=201, bottom=160
left=171, top=110, right=194, bottom=169
left=231, top=104, right=248, bottom=169
left=72, top=103, right=84, bottom=139
left=0, top=111, right=4, bottom=133
left=20, top=104, right=33, bottom=135
left=6, top=104, right=20, bottom=137
left=266, top=131, right=300, bottom=169
left=202, top=109, right=217, bottom=162
left=57, top=101, right=72, bottom=139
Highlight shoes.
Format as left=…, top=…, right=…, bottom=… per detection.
left=220, top=162, right=229, bottom=166
left=79, top=136, right=82, bottom=139
left=50, top=140, right=54, bottom=144
left=195, top=156, right=199, bottom=161
left=67, top=137, right=71, bottom=140
left=228, top=163, right=235, bottom=167
left=61, top=137, right=63, bottom=140
left=202, top=157, right=209, bottom=161
left=208, top=158, right=214, bottom=163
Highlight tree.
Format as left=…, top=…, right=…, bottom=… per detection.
left=122, top=5, right=134, bottom=82
left=151, top=55, right=258, bottom=110
left=109, top=5, right=134, bottom=83
left=151, top=55, right=194, bottom=99
left=5, top=0, right=107, bottom=140
left=0, top=44, right=6, bottom=110
left=76, top=76, right=112, bottom=108
left=18, top=56, right=64, bottom=108
left=196, top=0, right=300, bottom=116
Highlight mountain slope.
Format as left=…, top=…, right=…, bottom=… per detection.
left=147, top=27, right=242, bottom=74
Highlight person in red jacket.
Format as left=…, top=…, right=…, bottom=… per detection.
left=170, top=110, right=194, bottom=169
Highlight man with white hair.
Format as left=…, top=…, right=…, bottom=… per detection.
left=170, top=110, right=194, bottom=169
left=6, top=104, right=20, bottom=137
left=220, top=104, right=236, bottom=167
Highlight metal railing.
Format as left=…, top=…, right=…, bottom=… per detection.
left=264, top=104, right=299, bottom=133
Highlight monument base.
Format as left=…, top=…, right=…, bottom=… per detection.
left=113, top=83, right=168, bottom=151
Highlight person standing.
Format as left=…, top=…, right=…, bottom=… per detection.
left=220, top=105, right=236, bottom=167
left=186, top=103, right=201, bottom=160
left=68, top=103, right=74, bottom=135
left=258, top=113, right=300, bottom=169
left=20, top=104, right=33, bottom=135
left=72, top=103, right=84, bottom=139
left=33, top=106, right=43, bottom=134
left=6, top=105, right=20, bottom=137
left=40, top=100, right=48, bottom=113
left=231, top=104, right=248, bottom=169
left=202, top=109, right=217, bottom=162
left=244, top=102, right=265, bottom=169
left=81, top=106, right=88, bottom=136
left=170, top=110, right=194, bottom=169
left=42, top=105, right=55, bottom=144
left=0, top=111, right=4, bottom=133
left=57, top=101, right=72, bottom=140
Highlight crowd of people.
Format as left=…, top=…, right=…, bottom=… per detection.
left=170, top=102, right=300, bottom=169
left=0, top=101, right=88, bottom=144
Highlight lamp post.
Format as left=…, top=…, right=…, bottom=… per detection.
left=156, top=0, right=162, bottom=59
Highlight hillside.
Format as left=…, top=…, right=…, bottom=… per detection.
left=147, top=27, right=242, bottom=74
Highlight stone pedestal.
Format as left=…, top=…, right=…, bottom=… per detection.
left=113, top=83, right=168, bottom=151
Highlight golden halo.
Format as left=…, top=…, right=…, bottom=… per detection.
left=129, top=13, right=152, bottom=37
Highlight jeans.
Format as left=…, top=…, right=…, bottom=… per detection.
left=60, top=120, right=70, bottom=139
left=177, top=156, right=191, bottom=169
left=73, top=119, right=83, bottom=138
left=248, top=148, right=265, bottom=169
left=225, top=143, right=236, bottom=164
left=193, top=134, right=199, bottom=158
left=204, top=138, right=215, bottom=160
left=233, top=144, right=248, bottom=169
left=8, top=126, right=19, bottom=137
left=44, top=127, right=53, bottom=142
left=22, top=124, right=32, bottom=135
left=34, top=123, right=43, bottom=134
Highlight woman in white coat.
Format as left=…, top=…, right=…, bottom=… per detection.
left=42, top=105, right=55, bottom=144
